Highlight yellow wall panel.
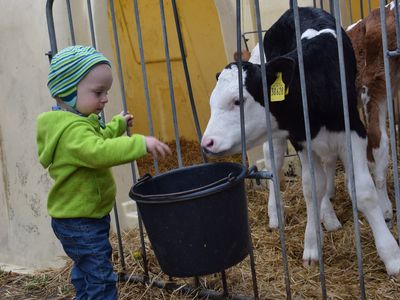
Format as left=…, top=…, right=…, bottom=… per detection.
left=346, top=0, right=380, bottom=23
left=109, top=0, right=227, bottom=141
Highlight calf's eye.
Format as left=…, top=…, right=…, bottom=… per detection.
left=234, top=99, right=244, bottom=106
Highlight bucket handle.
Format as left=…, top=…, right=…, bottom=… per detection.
left=133, top=172, right=237, bottom=199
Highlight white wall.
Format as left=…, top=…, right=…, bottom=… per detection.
left=0, top=0, right=66, bottom=271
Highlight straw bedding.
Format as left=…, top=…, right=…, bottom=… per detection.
left=1, top=139, right=399, bottom=299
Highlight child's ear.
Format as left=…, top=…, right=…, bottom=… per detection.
left=266, top=56, right=296, bottom=86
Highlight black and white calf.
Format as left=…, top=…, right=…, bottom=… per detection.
left=201, top=7, right=400, bottom=277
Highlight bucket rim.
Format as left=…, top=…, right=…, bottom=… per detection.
left=129, top=162, right=247, bottom=204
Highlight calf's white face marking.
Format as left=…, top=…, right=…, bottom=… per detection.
left=201, top=64, right=268, bottom=155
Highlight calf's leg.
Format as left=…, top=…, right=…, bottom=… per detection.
left=343, top=132, right=400, bottom=277
left=263, top=138, right=287, bottom=229
left=298, top=150, right=326, bottom=266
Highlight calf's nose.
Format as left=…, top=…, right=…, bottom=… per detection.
left=201, top=137, right=214, bottom=150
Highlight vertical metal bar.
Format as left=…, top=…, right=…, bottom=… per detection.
left=46, top=0, right=57, bottom=60
left=360, top=0, right=365, bottom=19
left=86, top=0, right=128, bottom=273
left=110, top=0, right=143, bottom=273
left=171, top=0, right=207, bottom=163
left=66, top=0, right=76, bottom=45
left=137, top=210, right=150, bottom=280
left=329, top=0, right=335, bottom=15
left=332, top=2, right=366, bottom=298
left=133, top=0, right=159, bottom=175
left=394, top=0, right=400, bottom=50
left=290, top=0, right=294, bottom=9
left=380, top=0, right=400, bottom=244
left=221, top=270, right=229, bottom=297
left=368, top=0, right=372, bottom=12
left=313, top=0, right=317, bottom=9
left=292, top=1, right=327, bottom=298
left=236, top=3, right=259, bottom=296
left=349, top=0, right=354, bottom=24
left=320, top=0, right=324, bottom=10
left=236, top=0, right=247, bottom=166
left=87, top=0, right=97, bottom=49
left=159, top=0, right=183, bottom=168
left=113, top=203, right=126, bottom=271
left=253, top=1, right=291, bottom=299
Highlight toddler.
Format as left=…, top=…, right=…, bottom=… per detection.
left=36, top=45, right=171, bottom=299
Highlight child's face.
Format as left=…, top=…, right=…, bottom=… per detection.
left=76, top=64, right=113, bottom=115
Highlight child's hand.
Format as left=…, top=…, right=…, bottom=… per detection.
left=120, top=111, right=134, bottom=127
left=145, top=137, right=172, bottom=159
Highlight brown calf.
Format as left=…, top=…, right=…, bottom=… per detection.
left=347, top=2, right=400, bottom=222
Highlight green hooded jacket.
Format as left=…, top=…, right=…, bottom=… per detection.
left=36, top=111, right=147, bottom=218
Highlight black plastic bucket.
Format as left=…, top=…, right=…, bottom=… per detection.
left=129, top=162, right=250, bottom=277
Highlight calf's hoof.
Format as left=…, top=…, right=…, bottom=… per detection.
left=268, top=218, right=279, bottom=230
left=303, top=259, right=319, bottom=267
left=322, top=216, right=342, bottom=232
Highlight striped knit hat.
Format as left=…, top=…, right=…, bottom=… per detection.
left=47, top=45, right=110, bottom=108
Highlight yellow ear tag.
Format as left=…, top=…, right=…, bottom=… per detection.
left=270, top=72, right=286, bottom=102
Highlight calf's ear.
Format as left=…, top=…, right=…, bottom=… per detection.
left=266, top=56, right=296, bottom=86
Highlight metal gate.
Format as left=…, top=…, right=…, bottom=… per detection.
left=45, top=1, right=400, bottom=299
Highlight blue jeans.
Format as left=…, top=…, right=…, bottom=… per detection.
left=51, top=215, right=118, bottom=300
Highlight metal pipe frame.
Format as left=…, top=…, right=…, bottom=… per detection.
left=235, top=3, right=260, bottom=297
left=66, top=0, right=76, bottom=45
left=132, top=0, right=159, bottom=175
left=44, top=0, right=400, bottom=299
left=120, top=274, right=254, bottom=300
left=292, top=2, right=327, bottom=298
left=159, top=0, right=183, bottom=168
left=171, top=0, right=207, bottom=163
left=379, top=0, right=400, bottom=245
left=332, top=1, right=366, bottom=298
left=253, top=1, right=292, bottom=299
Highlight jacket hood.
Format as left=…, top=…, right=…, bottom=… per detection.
left=36, top=111, right=98, bottom=168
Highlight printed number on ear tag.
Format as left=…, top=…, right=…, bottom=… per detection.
left=271, top=72, right=286, bottom=102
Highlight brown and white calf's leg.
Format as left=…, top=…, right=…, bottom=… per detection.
left=263, top=138, right=287, bottom=229
left=298, top=150, right=326, bottom=266
left=362, top=88, right=392, bottom=225
left=342, top=132, right=400, bottom=277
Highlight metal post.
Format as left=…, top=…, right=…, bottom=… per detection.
left=46, top=0, right=57, bottom=60
left=332, top=1, right=366, bottom=298
left=159, top=0, right=183, bottom=168
left=380, top=0, right=400, bottom=245
left=87, top=0, right=97, bottom=49
left=221, top=270, right=229, bottom=297
left=394, top=0, right=400, bottom=50
left=360, top=0, right=365, bottom=19
left=292, top=1, right=327, bottom=298
left=329, top=0, right=335, bottom=15
left=132, top=0, right=159, bottom=175
left=171, top=0, right=207, bottom=163
left=236, top=2, right=259, bottom=298
left=236, top=0, right=247, bottom=166
left=109, top=0, right=147, bottom=273
left=253, top=0, right=291, bottom=298
left=349, top=0, right=354, bottom=24
left=66, top=0, right=76, bottom=45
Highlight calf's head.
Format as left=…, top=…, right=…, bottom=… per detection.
left=201, top=56, right=295, bottom=156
